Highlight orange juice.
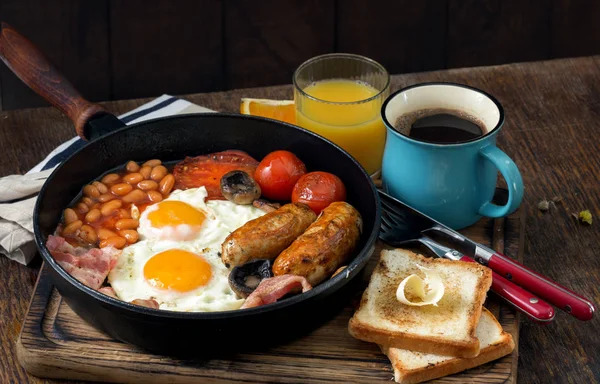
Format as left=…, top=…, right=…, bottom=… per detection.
left=295, top=79, right=387, bottom=175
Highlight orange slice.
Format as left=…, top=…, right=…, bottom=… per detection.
left=240, top=98, right=296, bottom=124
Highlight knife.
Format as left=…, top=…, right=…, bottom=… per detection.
left=378, top=189, right=595, bottom=321
left=379, top=216, right=555, bottom=322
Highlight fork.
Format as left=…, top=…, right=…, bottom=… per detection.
left=379, top=206, right=556, bottom=323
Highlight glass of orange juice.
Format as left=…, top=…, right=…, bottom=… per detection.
left=293, top=53, right=390, bottom=177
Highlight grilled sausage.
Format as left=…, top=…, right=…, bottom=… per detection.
left=221, top=203, right=317, bottom=268
left=252, top=199, right=281, bottom=213
left=272, top=201, right=362, bottom=286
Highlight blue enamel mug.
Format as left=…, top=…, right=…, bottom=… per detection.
left=381, top=83, right=524, bottom=229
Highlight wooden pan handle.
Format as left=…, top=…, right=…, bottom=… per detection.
left=0, top=22, right=106, bottom=139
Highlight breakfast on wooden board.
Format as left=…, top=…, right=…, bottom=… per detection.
left=0, top=22, right=596, bottom=383
left=47, top=149, right=361, bottom=311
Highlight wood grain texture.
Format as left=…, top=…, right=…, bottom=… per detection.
left=0, top=57, right=599, bottom=383
left=447, top=0, right=551, bottom=68
left=551, top=0, right=600, bottom=58
left=0, top=0, right=110, bottom=110
left=109, top=0, right=224, bottom=100
left=0, top=66, right=3, bottom=111
left=336, top=0, right=446, bottom=74
left=16, top=211, right=519, bottom=383
left=224, top=0, right=335, bottom=89
left=3, top=1, right=600, bottom=110
left=0, top=257, right=40, bottom=384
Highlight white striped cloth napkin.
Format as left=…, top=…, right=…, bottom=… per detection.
left=0, top=95, right=214, bottom=265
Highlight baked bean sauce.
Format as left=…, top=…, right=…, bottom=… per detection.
left=59, top=159, right=175, bottom=249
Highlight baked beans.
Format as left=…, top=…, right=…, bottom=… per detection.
left=100, top=236, right=127, bottom=249
left=159, top=174, right=175, bottom=195
left=150, top=165, right=167, bottom=181
left=63, top=208, right=78, bottom=224
left=98, top=193, right=116, bottom=203
left=101, top=200, right=123, bottom=216
left=101, top=173, right=120, bottom=185
left=81, top=197, right=95, bottom=207
left=118, top=208, right=131, bottom=219
left=138, top=180, right=158, bottom=191
left=139, top=165, right=152, bottom=179
left=143, top=159, right=161, bottom=167
left=111, top=183, right=133, bottom=196
left=75, top=202, right=89, bottom=214
left=83, top=184, right=100, bottom=198
left=123, top=172, right=144, bottom=185
left=147, top=190, right=163, bottom=203
left=115, top=218, right=139, bottom=231
left=98, top=228, right=118, bottom=240
left=122, top=189, right=146, bottom=204
left=92, top=181, right=108, bottom=194
left=85, top=209, right=101, bottom=223
left=59, top=159, right=175, bottom=249
left=63, top=220, right=83, bottom=235
left=119, top=230, right=139, bottom=244
left=126, top=161, right=140, bottom=173
left=79, top=224, right=98, bottom=244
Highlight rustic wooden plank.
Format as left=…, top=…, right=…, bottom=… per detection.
left=490, top=58, right=600, bottom=384
left=224, top=0, right=335, bottom=89
left=0, top=0, right=110, bottom=110
left=336, top=0, right=447, bottom=75
left=0, top=257, right=39, bottom=384
left=551, top=0, right=600, bottom=58
left=446, top=0, right=551, bottom=68
left=109, top=0, right=224, bottom=100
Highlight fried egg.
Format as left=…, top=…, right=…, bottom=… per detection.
left=137, top=188, right=210, bottom=241
left=138, top=187, right=265, bottom=243
left=108, top=186, right=265, bottom=312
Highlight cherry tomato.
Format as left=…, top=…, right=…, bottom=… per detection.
left=291, top=171, right=346, bottom=214
left=254, top=150, right=307, bottom=200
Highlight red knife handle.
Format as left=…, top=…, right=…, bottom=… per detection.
left=460, top=256, right=555, bottom=322
left=487, top=252, right=595, bottom=321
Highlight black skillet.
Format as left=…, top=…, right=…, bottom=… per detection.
left=0, top=22, right=380, bottom=355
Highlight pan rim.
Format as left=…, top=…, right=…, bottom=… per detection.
left=33, top=112, right=381, bottom=320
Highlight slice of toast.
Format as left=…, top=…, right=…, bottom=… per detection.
left=380, top=308, right=515, bottom=384
left=348, top=249, right=492, bottom=358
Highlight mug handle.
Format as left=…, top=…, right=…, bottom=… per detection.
left=477, top=146, right=524, bottom=217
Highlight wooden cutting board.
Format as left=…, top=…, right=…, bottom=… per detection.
left=16, top=204, right=522, bottom=383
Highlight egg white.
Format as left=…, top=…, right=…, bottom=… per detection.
left=137, top=187, right=265, bottom=244
left=108, top=186, right=266, bottom=312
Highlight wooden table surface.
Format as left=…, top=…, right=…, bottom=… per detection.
left=1, top=57, right=599, bottom=384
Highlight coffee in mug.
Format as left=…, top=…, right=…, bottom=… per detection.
left=380, top=82, right=524, bottom=229
left=393, top=108, right=485, bottom=144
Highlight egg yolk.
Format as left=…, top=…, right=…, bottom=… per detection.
left=147, top=200, right=206, bottom=228
left=144, top=249, right=212, bottom=292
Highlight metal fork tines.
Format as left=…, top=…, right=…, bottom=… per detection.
left=379, top=207, right=462, bottom=262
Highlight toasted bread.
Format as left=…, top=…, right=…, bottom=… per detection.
left=348, top=249, right=492, bottom=358
left=380, top=308, right=515, bottom=384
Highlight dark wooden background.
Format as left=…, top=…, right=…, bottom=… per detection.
left=1, top=0, right=599, bottom=110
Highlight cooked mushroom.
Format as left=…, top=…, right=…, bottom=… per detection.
left=220, top=170, right=261, bottom=205
left=228, top=259, right=273, bottom=298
